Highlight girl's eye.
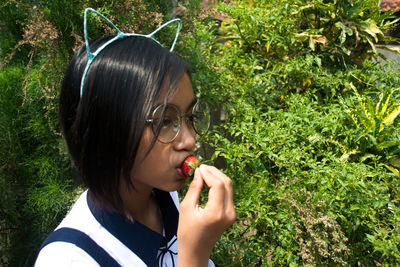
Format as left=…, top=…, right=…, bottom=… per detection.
left=162, top=119, right=173, bottom=128
left=190, top=114, right=202, bottom=124
left=172, top=120, right=180, bottom=131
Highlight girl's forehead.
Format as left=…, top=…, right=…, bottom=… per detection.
left=157, top=73, right=195, bottom=111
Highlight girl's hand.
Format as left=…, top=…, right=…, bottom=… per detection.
left=177, top=164, right=236, bottom=267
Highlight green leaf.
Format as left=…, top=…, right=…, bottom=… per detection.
left=360, top=153, right=375, bottom=162
left=335, top=22, right=348, bottom=44
left=377, top=45, right=400, bottom=55
left=362, top=19, right=382, bottom=42
left=382, top=105, right=400, bottom=125
left=376, top=140, right=400, bottom=150
left=383, top=164, right=400, bottom=177
left=389, top=156, right=400, bottom=168
left=375, top=93, right=384, bottom=117
left=366, top=37, right=378, bottom=54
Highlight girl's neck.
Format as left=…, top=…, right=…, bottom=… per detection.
left=119, top=181, right=163, bottom=234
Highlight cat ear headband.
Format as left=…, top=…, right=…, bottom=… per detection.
left=80, top=8, right=182, bottom=97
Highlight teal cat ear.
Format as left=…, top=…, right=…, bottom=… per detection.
left=81, top=8, right=125, bottom=96
left=80, top=8, right=182, bottom=97
left=148, top=18, right=182, bottom=52
left=83, top=8, right=122, bottom=60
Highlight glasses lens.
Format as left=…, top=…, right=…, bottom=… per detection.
left=192, top=102, right=210, bottom=136
left=152, top=105, right=180, bottom=143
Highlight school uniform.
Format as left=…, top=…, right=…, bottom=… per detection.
left=35, top=189, right=215, bottom=267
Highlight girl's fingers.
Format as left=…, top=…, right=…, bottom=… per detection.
left=181, top=167, right=204, bottom=208
left=199, top=164, right=236, bottom=222
left=208, top=165, right=233, bottom=203
left=182, top=164, right=236, bottom=227
left=209, top=165, right=235, bottom=219
left=198, top=165, right=227, bottom=211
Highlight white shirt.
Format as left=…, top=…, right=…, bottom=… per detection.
left=35, top=190, right=215, bottom=267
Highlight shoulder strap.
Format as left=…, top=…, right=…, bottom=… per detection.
left=39, top=227, right=121, bottom=267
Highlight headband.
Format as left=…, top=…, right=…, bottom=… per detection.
left=80, top=8, right=182, bottom=97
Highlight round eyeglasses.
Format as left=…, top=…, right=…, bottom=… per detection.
left=146, top=101, right=210, bottom=143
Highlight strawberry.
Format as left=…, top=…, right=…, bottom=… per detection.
left=181, top=155, right=199, bottom=177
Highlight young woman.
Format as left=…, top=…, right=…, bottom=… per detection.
left=34, top=9, right=235, bottom=267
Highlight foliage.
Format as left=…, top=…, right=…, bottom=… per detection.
left=203, top=92, right=398, bottom=265
left=181, top=0, right=400, bottom=265
left=0, top=63, right=80, bottom=265
left=344, top=82, right=400, bottom=159
left=1, top=0, right=400, bottom=266
left=217, top=0, right=400, bottom=67
left=0, top=66, right=26, bottom=266
left=0, top=0, right=197, bottom=266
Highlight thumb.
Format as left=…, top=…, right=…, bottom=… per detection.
left=181, top=167, right=203, bottom=207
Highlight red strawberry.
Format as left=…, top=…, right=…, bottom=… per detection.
left=181, top=156, right=199, bottom=177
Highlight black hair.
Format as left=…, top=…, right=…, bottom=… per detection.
left=59, top=36, right=189, bottom=212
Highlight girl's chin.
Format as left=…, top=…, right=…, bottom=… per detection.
left=174, top=177, right=190, bottom=191
left=155, top=176, right=188, bottom=192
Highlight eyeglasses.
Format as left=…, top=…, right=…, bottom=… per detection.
left=146, top=101, right=210, bottom=143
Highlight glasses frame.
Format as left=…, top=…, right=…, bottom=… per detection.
left=146, top=101, right=210, bottom=144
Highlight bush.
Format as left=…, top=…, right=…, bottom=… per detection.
left=1, top=0, right=400, bottom=266
left=181, top=0, right=400, bottom=265
left=0, top=1, right=190, bottom=265
left=203, top=92, right=398, bottom=265
left=0, top=62, right=79, bottom=266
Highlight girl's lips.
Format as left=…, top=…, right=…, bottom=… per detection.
left=176, top=167, right=185, bottom=178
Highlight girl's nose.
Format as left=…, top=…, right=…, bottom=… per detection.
left=173, top=118, right=196, bottom=151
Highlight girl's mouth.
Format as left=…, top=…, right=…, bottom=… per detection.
left=176, top=167, right=185, bottom=178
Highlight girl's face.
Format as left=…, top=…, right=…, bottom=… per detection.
left=129, top=73, right=196, bottom=192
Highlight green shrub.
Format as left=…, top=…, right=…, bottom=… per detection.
left=2, top=0, right=400, bottom=266
left=0, top=62, right=80, bottom=266
left=0, top=65, right=26, bottom=266
left=181, top=0, right=400, bottom=265
left=202, top=92, right=399, bottom=265
left=0, top=1, right=204, bottom=266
